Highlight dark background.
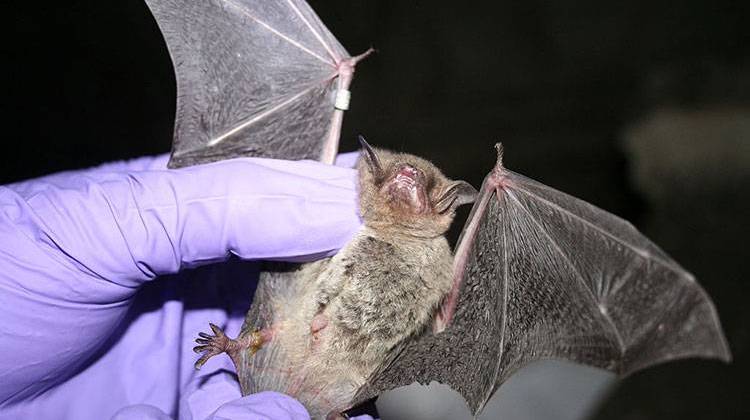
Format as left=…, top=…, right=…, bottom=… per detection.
left=3, top=1, right=748, bottom=419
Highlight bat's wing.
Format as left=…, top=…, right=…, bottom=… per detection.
left=144, top=0, right=369, bottom=168
left=354, top=144, right=731, bottom=415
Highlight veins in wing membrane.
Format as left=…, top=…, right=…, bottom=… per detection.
left=503, top=187, right=627, bottom=355
left=220, top=0, right=336, bottom=65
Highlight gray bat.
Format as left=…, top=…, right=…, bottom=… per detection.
left=192, top=139, right=731, bottom=419
left=194, top=138, right=479, bottom=418
left=143, top=1, right=732, bottom=418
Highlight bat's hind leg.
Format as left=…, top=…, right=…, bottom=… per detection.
left=193, top=323, right=272, bottom=370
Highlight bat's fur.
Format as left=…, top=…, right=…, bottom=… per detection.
left=196, top=147, right=475, bottom=419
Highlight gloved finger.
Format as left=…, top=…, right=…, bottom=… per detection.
left=206, top=391, right=310, bottom=420
left=89, top=154, right=171, bottom=173
left=3, top=157, right=361, bottom=291
left=8, top=152, right=358, bottom=198
left=6, top=154, right=171, bottom=193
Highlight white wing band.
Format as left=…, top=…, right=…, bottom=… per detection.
left=334, top=89, right=351, bottom=110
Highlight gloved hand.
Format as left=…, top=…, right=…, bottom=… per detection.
left=0, top=153, right=364, bottom=419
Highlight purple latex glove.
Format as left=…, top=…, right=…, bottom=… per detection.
left=0, top=154, right=364, bottom=419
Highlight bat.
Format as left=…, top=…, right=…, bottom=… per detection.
left=193, top=139, right=480, bottom=418
left=192, top=139, right=730, bottom=419
left=143, top=0, right=732, bottom=418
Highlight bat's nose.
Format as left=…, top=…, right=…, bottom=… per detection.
left=394, top=166, right=422, bottom=188
left=397, top=165, right=421, bottom=182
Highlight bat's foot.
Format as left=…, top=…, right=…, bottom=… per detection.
left=193, top=323, right=274, bottom=370
left=193, top=323, right=237, bottom=370
left=193, top=323, right=232, bottom=370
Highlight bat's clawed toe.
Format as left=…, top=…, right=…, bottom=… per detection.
left=194, top=352, right=214, bottom=370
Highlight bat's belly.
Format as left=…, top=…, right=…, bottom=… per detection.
left=236, top=263, right=366, bottom=418
left=234, top=233, right=453, bottom=418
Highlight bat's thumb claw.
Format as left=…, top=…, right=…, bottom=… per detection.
left=352, top=47, right=375, bottom=63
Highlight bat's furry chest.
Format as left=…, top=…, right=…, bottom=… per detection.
left=245, top=226, right=454, bottom=403
left=314, top=227, right=454, bottom=370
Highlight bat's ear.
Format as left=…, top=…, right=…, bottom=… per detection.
left=358, top=135, right=384, bottom=178
left=436, top=180, right=478, bottom=213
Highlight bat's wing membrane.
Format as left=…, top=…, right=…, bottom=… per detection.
left=355, top=145, right=731, bottom=415
left=144, top=0, right=355, bottom=167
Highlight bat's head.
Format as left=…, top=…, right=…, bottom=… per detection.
left=356, top=137, right=477, bottom=237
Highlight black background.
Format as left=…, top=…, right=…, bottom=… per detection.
left=3, top=1, right=748, bottom=418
